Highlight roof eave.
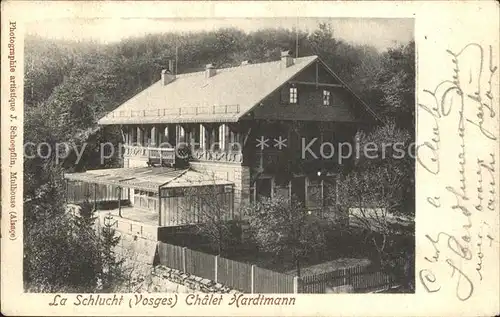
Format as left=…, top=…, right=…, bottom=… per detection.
left=98, top=116, right=242, bottom=125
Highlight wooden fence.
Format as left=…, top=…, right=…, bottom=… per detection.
left=157, top=242, right=184, bottom=271
left=157, top=242, right=295, bottom=293
left=254, top=266, right=295, bottom=293
left=157, top=242, right=405, bottom=294
left=299, top=259, right=405, bottom=293
left=217, top=257, right=253, bottom=293
left=186, top=248, right=216, bottom=281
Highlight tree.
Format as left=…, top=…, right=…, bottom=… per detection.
left=355, top=122, right=415, bottom=215
left=375, top=41, right=415, bottom=129
left=336, top=165, right=414, bottom=287
left=100, top=214, right=125, bottom=292
left=24, top=210, right=103, bottom=292
left=70, top=201, right=103, bottom=291
left=245, top=195, right=326, bottom=277
left=334, top=123, right=415, bottom=290
left=22, top=163, right=103, bottom=293
left=178, top=176, right=236, bottom=256
left=73, top=199, right=98, bottom=227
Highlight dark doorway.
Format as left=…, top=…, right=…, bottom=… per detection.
left=291, top=176, right=306, bottom=205
left=256, top=178, right=272, bottom=200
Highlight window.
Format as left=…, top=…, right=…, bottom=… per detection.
left=274, top=177, right=290, bottom=199
left=130, top=127, right=137, bottom=145
left=291, top=177, right=306, bottom=205
left=307, top=178, right=323, bottom=209
left=256, top=178, right=272, bottom=200
left=229, top=130, right=240, bottom=151
left=212, top=126, right=220, bottom=150
left=177, top=125, right=186, bottom=143
left=192, top=124, right=201, bottom=148
left=323, top=90, right=331, bottom=106
left=166, top=125, right=176, bottom=146
left=290, top=87, right=298, bottom=104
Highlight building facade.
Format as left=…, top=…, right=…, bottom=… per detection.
left=65, top=51, right=379, bottom=238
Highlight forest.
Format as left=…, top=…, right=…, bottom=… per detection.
left=23, top=23, right=415, bottom=291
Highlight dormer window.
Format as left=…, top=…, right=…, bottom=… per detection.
left=323, top=90, right=331, bottom=106
left=290, top=87, right=298, bottom=104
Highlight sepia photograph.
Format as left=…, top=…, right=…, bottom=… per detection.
left=22, top=16, right=415, bottom=295
left=1, top=1, right=499, bottom=316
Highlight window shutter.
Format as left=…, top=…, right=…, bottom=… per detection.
left=280, top=87, right=289, bottom=104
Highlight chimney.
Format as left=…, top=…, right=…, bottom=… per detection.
left=205, top=63, right=216, bottom=78
left=161, top=70, right=176, bottom=86
left=241, top=60, right=252, bottom=66
left=280, top=50, right=294, bottom=68
left=161, top=60, right=176, bottom=86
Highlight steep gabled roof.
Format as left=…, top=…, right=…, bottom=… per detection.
left=98, top=55, right=380, bottom=125
left=99, top=56, right=318, bottom=125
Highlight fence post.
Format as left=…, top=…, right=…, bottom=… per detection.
left=346, top=268, right=351, bottom=286
left=293, top=276, right=299, bottom=294
left=182, top=247, right=187, bottom=272
left=214, top=255, right=219, bottom=283
left=250, top=265, right=255, bottom=294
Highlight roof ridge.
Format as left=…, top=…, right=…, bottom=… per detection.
left=175, top=55, right=318, bottom=78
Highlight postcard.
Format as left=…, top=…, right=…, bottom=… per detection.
left=1, top=1, right=498, bottom=316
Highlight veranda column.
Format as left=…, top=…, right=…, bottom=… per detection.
left=151, top=126, right=156, bottom=146
left=130, top=125, right=137, bottom=145
left=65, top=179, right=69, bottom=203
left=122, top=125, right=129, bottom=145
left=137, top=126, right=143, bottom=146
left=118, top=187, right=122, bottom=217
left=93, top=183, right=97, bottom=210
left=200, top=124, right=206, bottom=151
left=218, top=124, right=226, bottom=151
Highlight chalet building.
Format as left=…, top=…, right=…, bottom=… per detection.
left=65, top=51, right=379, bottom=240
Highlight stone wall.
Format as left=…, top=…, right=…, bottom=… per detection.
left=147, top=266, right=239, bottom=293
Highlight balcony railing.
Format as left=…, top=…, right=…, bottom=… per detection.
left=191, top=149, right=243, bottom=164
left=124, top=145, right=243, bottom=165
left=107, top=105, right=241, bottom=118
left=124, top=145, right=176, bottom=165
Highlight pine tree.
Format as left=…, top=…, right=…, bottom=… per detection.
left=74, top=199, right=98, bottom=228
left=70, top=199, right=102, bottom=291
left=100, top=214, right=124, bottom=291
